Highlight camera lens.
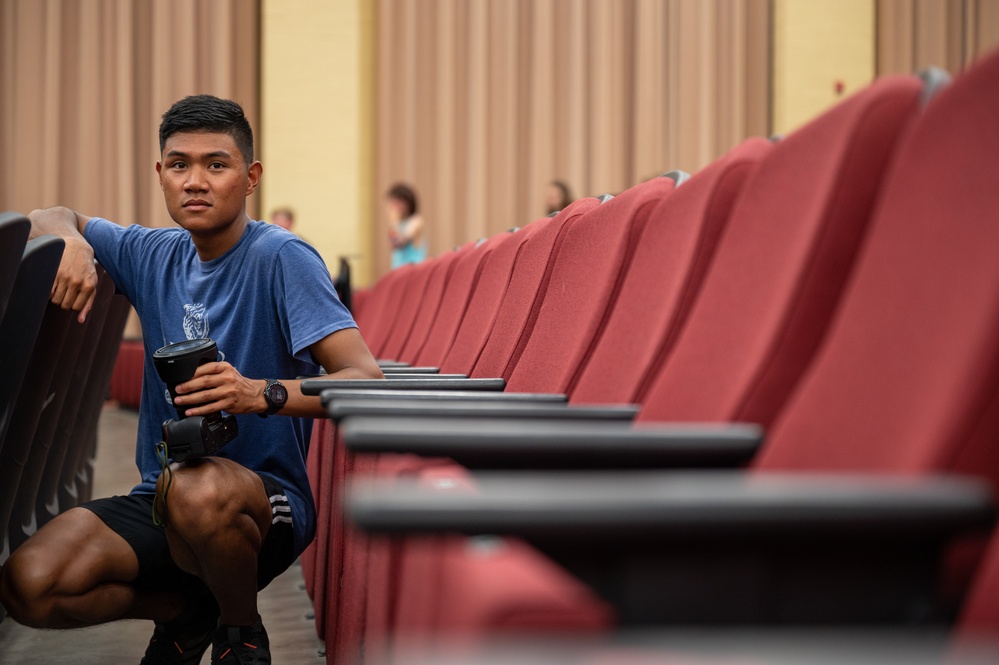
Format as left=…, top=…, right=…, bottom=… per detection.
left=153, top=338, right=216, bottom=360
left=153, top=338, right=219, bottom=419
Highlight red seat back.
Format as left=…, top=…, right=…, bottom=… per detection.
left=375, top=260, right=440, bottom=361
left=756, top=48, right=999, bottom=482
left=469, top=197, right=600, bottom=380
left=506, top=176, right=676, bottom=394
left=438, top=219, right=548, bottom=375
left=413, top=232, right=510, bottom=367
left=638, top=74, right=924, bottom=428
left=570, top=138, right=772, bottom=405
left=395, top=241, right=481, bottom=364
left=378, top=242, right=474, bottom=362
left=358, top=264, right=417, bottom=358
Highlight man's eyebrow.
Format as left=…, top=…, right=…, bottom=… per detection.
left=164, top=149, right=234, bottom=159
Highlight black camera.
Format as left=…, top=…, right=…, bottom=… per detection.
left=152, top=338, right=238, bottom=463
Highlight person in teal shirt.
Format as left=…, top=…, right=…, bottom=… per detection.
left=386, top=183, right=427, bottom=269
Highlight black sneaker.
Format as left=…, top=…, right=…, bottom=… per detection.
left=139, top=596, right=219, bottom=665
left=211, top=618, right=271, bottom=664
left=139, top=619, right=216, bottom=664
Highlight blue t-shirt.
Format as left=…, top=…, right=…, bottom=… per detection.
left=85, top=218, right=356, bottom=556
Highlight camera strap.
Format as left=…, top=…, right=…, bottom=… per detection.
left=152, top=441, right=172, bottom=527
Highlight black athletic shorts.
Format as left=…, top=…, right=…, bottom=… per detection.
left=81, top=473, right=295, bottom=598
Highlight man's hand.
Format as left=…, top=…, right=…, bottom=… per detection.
left=51, top=236, right=98, bottom=323
left=28, top=207, right=98, bottom=324
left=173, top=361, right=267, bottom=417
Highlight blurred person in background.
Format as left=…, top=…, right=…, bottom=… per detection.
left=545, top=180, right=573, bottom=215
left=386, top=183, right=426, bottom=269
left=269, top=207, right=295, bottom=231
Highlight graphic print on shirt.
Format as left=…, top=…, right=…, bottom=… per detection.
left=183, top=302, right=209, bottom=339
left=163, top=302, right=216, bottom=408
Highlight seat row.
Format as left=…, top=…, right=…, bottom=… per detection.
left=0, top=214, right=129, bottom=620
left=299, top=45, right=999, bottom=664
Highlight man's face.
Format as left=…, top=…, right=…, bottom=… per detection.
left=156, top=131, right=260, bottom=237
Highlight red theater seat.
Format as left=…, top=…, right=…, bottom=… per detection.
left=411, top=232, right=510, bottom=369
left=348, top=46, right=999, bottom=635
left=109, top=339, right=144, bottom=409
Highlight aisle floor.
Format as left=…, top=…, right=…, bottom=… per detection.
left=0, top=405, right=325, bottom=664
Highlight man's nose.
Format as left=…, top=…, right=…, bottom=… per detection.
left=184, top=167, right=208, bottom=191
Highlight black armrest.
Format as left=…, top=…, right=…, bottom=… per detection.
left=340, top=417, right=762, bottom=469
left=380, top=366, right=441, bottom=374
left=383, top=373, right=466, bottom=379
left=320, top=389, right=568, bottom=405
left=301, top=377, right=506, bottom=395
left=349, top=471, right=995, bottom=626
left=327, top=398, right=639, bottom=423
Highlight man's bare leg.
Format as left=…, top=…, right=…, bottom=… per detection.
left=0, top=507, right=186, bottom=628
left=155, top=457, right=272, bottom=627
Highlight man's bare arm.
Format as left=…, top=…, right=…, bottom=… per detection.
left=173, top=327, right=384, bottom=419
left=263, top=327, right=384, bottom=418
left=28, top=207, right=97, bottom=322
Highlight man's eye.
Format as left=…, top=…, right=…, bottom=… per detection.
left=171, top=162, right=187, bottom=169
left=210, top=162, right=225, bottom=169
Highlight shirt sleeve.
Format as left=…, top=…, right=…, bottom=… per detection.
left=272, top=238, right=357, bottom=363
left=84, top=218, right=183, bottom=308
left=84, top=217, right=139, bottom=303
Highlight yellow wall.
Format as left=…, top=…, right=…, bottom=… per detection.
left=260, top=0, right=374, bottom=285
left=773, top=0, right=876, bottom=135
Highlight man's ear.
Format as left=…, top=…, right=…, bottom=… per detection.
left=155, top=161, right=164, bottom=189
left=245, top=161, right=262, bottom=196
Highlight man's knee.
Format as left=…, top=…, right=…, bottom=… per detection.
left=159, top=460, right=267, bottom=539
left=1, top=548, right=58, bottom=628
left=159, top=462, right=227, bottom=528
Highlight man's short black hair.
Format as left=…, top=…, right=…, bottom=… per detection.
left=159, top=95, right=254, bottom=165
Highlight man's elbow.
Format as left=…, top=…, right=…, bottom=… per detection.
left=336, top=360, right=384, bottom=380
left=28, top=205, right=68, bottom=220
left=27, top=206, right=87, bottom=236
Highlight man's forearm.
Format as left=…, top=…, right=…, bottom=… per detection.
left=28, top=206, right=89, bottom=241
left=257, top=370, right=381, bottom=419
left=172, top=349, right=383, bottom=420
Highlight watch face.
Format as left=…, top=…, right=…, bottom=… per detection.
left=267, top=382, right=288, bottom=404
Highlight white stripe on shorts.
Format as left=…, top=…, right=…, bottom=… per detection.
left=268, top=492, right=291, bottom=526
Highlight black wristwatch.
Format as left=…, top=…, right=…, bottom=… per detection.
left=259, top=379, right=288, bottom=417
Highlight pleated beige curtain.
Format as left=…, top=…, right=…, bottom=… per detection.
left=877, top=0, right=999, bottom=75
left=0, top=0, right=260, bottom=229
left=372, top=0, right=771, bottom=278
